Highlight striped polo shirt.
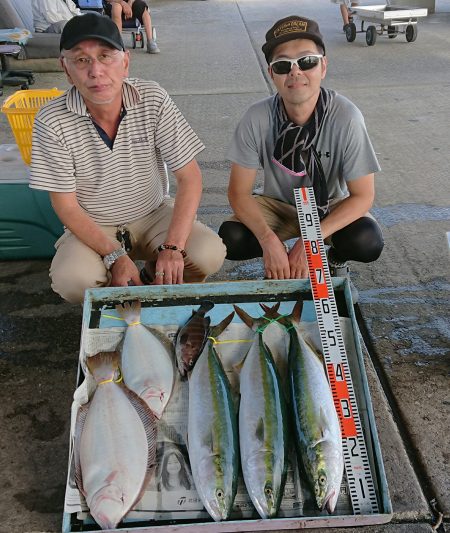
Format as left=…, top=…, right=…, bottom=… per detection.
left=29, top=78, right=205, bottom=225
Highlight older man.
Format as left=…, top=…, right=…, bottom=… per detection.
left=218, top=15, right=383, bottom=295
left=29, top=12, right=225, bottom=304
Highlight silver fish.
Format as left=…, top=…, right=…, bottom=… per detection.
left=116, top=300, right=175, bottom=419
left=188, top=313, right=238, bottom=521
left=234, top=305, right=289, bottom=519
left=74, top=351, right=157, bottom=530
left=280, top=301, right=344, bottom=513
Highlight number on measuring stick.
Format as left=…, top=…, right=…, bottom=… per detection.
left=327, top=330, right=337, bottom=346
left=335, top=363, right=344, bottom=381
left=315, top=268, right=323, bottom=284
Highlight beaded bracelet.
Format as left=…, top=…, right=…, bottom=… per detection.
left=157, top=243, right=187, bottom=258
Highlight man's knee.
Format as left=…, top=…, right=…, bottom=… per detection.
left=218, top=221, right=262, bottom=261
left=185, top=229, right=226, bottom=279
left=331, top=216, right=384, bottom=263
left=50, top=255, right=108, bottom=304
left=131, top=0, right=148, bottom=21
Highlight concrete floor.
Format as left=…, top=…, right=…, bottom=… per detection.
left=0, top=0, right=449, bottom=532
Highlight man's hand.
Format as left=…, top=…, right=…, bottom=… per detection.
left=261, top=234, right=290, bottom=280
left=121, top=1, right=133, bottom=19
left=153, top=249, right=185, bottom=285
left=288, top=239, right=309, bottom=279
left=110, top=255, right=143, bottom=287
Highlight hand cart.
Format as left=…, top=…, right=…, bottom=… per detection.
left=343, top=2, right=428, bottom=46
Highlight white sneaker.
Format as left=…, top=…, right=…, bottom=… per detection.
left=147, top=39, right=160, bottom=54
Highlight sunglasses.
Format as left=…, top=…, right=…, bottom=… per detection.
left=270, top=54, right=323, bottom=75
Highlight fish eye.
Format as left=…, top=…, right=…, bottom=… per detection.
left=319, top=474, right=327, bottom=486
left=188, top=359, right=194, bottom=367
left=216, top=488, right=224, bottom=499
left=264, top=486, right=273, bottom=497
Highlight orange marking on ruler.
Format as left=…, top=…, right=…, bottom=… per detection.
left=327, top=363, right=357, bottom=437
left=301, top=188, right=308, bottom=203
left=304, top=242, right=329, bottom=298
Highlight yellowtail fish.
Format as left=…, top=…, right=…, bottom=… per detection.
left=271, top=301, right=344, bottom=513
left=116, top=300, right=175, bottom=419
left=175, top=301, right=214, bottom=377
left=188, top=337, right=239, bottom=521
left=74, top=351, right=157, bottom=530
left=233, top=304, right=289, bottom=519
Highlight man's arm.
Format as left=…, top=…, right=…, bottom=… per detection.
left=228, top=163, right=291, bottom=280
left=153, top=159, right=203, bottom=285
left=321, top=173, right=375, bottom=239
left=50, top=191, right=142, bottom=287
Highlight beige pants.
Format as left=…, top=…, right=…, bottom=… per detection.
left=50, top=199, right=226, bottom=303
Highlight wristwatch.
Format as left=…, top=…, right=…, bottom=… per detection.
left=103, top=247, right=127, bottom=270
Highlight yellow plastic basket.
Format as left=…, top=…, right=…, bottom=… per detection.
left=1, top=88, right=64, bottom=165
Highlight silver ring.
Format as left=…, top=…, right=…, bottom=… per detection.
left=155, top=271, right=165, bottom=277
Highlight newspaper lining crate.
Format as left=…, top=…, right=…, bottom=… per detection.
left=63, top=279, right=392, bottom=532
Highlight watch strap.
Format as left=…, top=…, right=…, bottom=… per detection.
left=103, top=247, right=127, bottom=270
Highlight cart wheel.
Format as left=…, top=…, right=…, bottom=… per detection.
left=345, top=22, right=357, bottom=42
left=28, top=75, right=35, bottom=85
left=387, top=25, right=398, bottom=38
left=366, top=25, right=377, bottom=46
left=140, top=30, right=145, bottom=48
left=131, top=31, right=136, bottom=49
left=20, top=84, right=29, bottom=90
left=406, top=24, right=417, bottom=42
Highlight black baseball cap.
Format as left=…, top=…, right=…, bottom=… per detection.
left=60, top=12, right=125, bottom=51
left=262, top=15, right=326, bottom=62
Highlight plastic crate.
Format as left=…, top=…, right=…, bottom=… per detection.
left=1, top=88, right=64, bottom=165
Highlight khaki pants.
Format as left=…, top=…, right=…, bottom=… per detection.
left=50, top=199, right=226, bottom=303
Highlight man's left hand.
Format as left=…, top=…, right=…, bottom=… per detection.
left=153, top=249, right=185, bottom=285
left=288, top=239, right=309, bottom=279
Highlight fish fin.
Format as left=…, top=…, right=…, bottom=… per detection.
left=291, top=299, right=304, bottom=323
left=209, top=311, right=235, bottom=338
left=123, top=386, right=158, bottom=475
left=198, top=300, right=214, bottom=315
left=233, top=305, right=255, bottom=329
left=232, top=348, right=249, bottom=374
left=145, top=325, right=176, bottom=357
left=318, top=407, right=333, bottom=442
left=73, top=403, right=90, bottom=496
left=255, top=418, right=265, bottom=443
left=115, top=299, right=141, bottom=325
left=202, top=431, right=214, bottom=453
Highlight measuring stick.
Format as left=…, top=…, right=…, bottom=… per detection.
left=294, top=187, right=379, bottom=514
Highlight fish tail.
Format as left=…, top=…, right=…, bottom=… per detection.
left=291, top=299, right=303, bottom=323
left=198, top=300, right=214, bottom=315
left=209, top=311, right=235, bottom=338
left=233, top=304, right=255, bottom=329
left=86, top=351, right=121, bottom=383
left=115, top=300, right=142, bottom=325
